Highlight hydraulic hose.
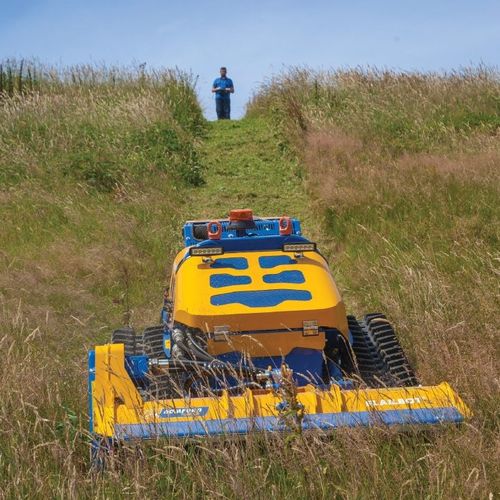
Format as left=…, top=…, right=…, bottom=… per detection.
left=185, top=330, right=218, bottom=361
left=150, top=357, right=265, bottom=375
left=166, top=326, right=266, bottom=377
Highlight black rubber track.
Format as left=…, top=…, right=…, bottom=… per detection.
left=143, top=372, right=186, bottom=401
left=348, top=314, right=419, bottom=387
left=142, top=325, right=167, bottom=358
left=111, top=327, right=144, bottom=356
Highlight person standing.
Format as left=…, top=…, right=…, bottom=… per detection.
left=212, top=67, right=234, bottom=120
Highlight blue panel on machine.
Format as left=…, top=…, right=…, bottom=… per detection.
left=210, top=274, right=252, bottom=288
left=114, top=407, right=465, bottom=439
left=125, top=355, right=149, bottom=379
left=211, top=289, right=312, bottom=307
left=263, top=270, right=305, bottom=284
left=210, top=257, right=248, bottom=270
left=258, top=255, right=297, bottom=269
left=217, top=347, right=323, bottom=386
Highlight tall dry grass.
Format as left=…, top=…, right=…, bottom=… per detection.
left=247, top=67, right=500, bottom=498
left=247, top=66, right=499, bottom=154
left=0, top=62, right=207, bottom=497
left=0, top=60, right=205, bottom=190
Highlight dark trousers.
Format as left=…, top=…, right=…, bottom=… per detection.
left=216, top=98, right=231, bottom=120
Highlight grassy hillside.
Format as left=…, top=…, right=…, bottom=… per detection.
left=0, top=62, right=208, bottom=497
left=1, top=64, right=499, bottom=497
left=248, top=67, right=500, bottom=497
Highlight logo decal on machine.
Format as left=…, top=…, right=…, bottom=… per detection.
left=365, top=397, right=428, bottom=408
left=158, top=406, right=209, bottom=418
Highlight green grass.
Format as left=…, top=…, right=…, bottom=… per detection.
left=0, top=60, right=205, bottom=190
left=1, top=65, right=499, bottom=498
left=247, top=67, right=500, bottom=498
left=247, top=66, right=500, bottom=155
left=189, top=118, right=307, bottom=216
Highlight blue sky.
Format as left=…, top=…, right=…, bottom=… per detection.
left=1, top=0, right=499, bottom=119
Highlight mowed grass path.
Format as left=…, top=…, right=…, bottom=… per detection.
left=190, top=118, right=310, bottom=221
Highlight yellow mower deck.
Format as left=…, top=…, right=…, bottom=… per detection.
left=89, top=344, right=471, bottom=439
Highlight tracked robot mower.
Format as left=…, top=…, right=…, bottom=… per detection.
left=89, top=209, right=470, bottom=448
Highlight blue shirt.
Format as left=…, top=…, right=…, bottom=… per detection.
left=213, top=77, right=233, bottom=100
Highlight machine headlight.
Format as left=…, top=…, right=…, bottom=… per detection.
left=189, top=246, right=224, bottom=256
left=282, top=243, right=316, bottom=253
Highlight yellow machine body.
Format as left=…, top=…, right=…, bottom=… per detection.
left=169, top=249, right=348, bottom=358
